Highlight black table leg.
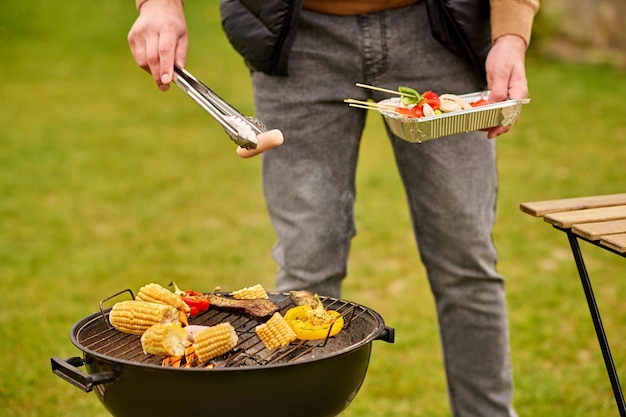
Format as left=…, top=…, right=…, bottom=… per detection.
left=566, top=230, right=626, bottom=416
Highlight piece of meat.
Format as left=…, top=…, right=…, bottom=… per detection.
left=208, top=295, right=280, bottom=319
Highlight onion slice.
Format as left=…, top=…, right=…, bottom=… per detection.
left=184, top=325, right=211, bottom=342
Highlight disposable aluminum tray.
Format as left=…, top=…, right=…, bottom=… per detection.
left=380, top=91, right=530, bottom=143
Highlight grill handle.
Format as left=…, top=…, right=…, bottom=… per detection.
left=375, top=326, right=395, bottom=343
left=51, top=356, right=119, bottom=392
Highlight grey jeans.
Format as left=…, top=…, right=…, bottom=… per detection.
left=250, top=3, right=516, bottom=416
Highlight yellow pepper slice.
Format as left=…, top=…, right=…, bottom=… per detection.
left=284, top=296, right=344, bottom=341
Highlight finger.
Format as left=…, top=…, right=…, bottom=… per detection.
left=236, top=129, right=284, bottom=158
left=487, top=72, right=509, bottom=103
left=505, top=67, right=529, bottom=100
left=487, top=125, right=510, bottom=139
left=128, top=30, right=150, bottom=72
left=157, top=31, right=178, bottom=86
left=144, top=32, right=166, bottom=89
left=174, top=33, right=189, bottom=69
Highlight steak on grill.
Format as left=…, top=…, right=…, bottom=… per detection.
left=207, top=295, right=280, bottom=319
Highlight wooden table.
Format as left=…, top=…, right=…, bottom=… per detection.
left=521, top=193, right=626, bottom=416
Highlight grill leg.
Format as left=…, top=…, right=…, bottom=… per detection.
left=566, top=231, right=626, bottom=416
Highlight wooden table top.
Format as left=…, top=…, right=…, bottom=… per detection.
left=520, top=193, right=626, bottom=253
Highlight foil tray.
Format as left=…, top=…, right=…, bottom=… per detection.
left=380, top=91, right=530, bottom=143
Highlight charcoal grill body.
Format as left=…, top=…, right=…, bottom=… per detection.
left=85, top=344, right=371, bottom=417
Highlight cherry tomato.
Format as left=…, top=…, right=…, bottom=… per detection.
left=411, top=105, right=425, bottom=118
left=419, top=91, right=441, bottom=110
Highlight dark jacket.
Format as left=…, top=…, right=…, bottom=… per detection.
left=425, top=0, right=491, bottom=84
left=220, top=0, right=303, bottom=76
left=220, top=0, right=490, bottom=82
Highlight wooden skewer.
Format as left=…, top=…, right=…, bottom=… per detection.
left=355, top=83, right=416, bottom=97
left=344, top=98, right=394, bottom=108
left=348, top=103, right=381, bottom=110
left=344, top=98, right=375, bottom=106
left=344, top=99, right=396, bottom=113
left=347, top=103, right=393, bottom=111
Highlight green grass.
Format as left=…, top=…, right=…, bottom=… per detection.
left=1, top=1, right=626, bottom=416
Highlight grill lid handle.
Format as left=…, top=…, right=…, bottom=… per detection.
left=51, top=356, right=119, bottom=392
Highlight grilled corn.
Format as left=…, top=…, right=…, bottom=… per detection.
left=193, top=322, right=239, bottom=364
left=109, top=300, right=180, bottom=335
left=232, top=284, right=269, bottom=300
left=255, top=312, right=297, bottom=350
left=136, top=282, right=191, bottom=325
left=140, top=322, right=191, bottom=357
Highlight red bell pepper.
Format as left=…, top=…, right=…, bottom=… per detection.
left=470, top=99, right=491, bottom=107
left=395, top=106, right=419, bottom=118
left=169, top=282, right=210, bottom=316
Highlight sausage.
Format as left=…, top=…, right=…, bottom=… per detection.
left=236, top=129, right=284, bottom=158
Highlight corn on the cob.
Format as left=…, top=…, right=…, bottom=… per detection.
left=193, top=322, right=239, bottom=364
left=140, top=322, right=191, bottom=357
left=232, top=283, right=269, bottom=299
left=255, top=312, right=297, bottom=350
left=109, top=300, right=180, bottom=335
left=136, top=283, right=191, bottom=325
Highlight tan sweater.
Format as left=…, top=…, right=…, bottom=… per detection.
left=135, top=0, right=539, bottom=46
left=303, top=0, right=540, bottom=46
left=303, top=0, right=418, bottom=15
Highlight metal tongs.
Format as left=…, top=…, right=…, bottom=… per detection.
left=173, top=66, right=266, bottom=149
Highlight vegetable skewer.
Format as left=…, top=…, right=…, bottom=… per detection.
left=346, top=84, right=492, bottom=119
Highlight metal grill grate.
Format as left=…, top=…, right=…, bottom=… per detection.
left=76, top=293, right=374, bottom=369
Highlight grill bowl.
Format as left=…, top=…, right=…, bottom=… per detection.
left=52, top=292, right=394, bottom=417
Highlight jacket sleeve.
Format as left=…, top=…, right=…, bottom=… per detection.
left=490, top=0, right=540, bottom=46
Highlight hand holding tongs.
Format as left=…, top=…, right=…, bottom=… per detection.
left=173, top=66, right=266, bottom=149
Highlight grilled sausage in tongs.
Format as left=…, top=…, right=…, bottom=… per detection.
left=173, top=66, right=283, bottom=157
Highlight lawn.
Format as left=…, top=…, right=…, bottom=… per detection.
left=1, top=1, right=625, bottom=416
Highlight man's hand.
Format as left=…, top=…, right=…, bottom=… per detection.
left=484, top=34, right=528, bottom=138
left=128, top=0, right=188, bottom=91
